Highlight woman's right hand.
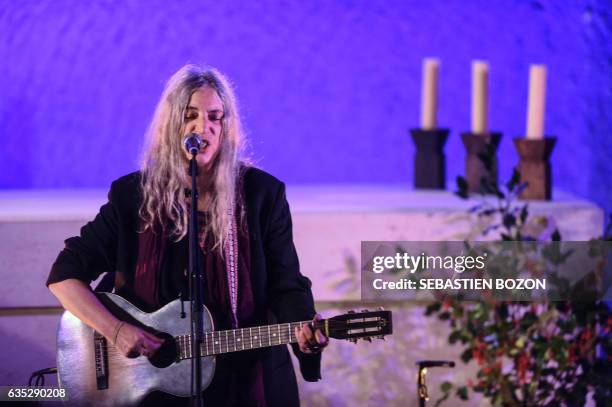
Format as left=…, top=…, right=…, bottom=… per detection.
left=113, top=323, right=164, bottom=358
left=48, top=280, right=165, bottom=358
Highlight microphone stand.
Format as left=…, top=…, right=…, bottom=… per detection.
left=416, top=360, right=455, bottom=406
left=188, top=152, right=205, bottom=407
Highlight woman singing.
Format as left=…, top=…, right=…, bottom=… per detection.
left=47, top=64, right=327, bottom=406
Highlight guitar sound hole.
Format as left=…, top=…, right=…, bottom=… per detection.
left=149, top=332, right=177, bottom=368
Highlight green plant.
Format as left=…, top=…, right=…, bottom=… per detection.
left=427, top=158, right=612, bottom=406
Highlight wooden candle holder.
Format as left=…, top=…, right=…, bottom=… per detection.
left=461, top=132, right=503, bottom=194
left=513, top=137, right=556, bottom=200
left=410, top=128, right=449, bottom=189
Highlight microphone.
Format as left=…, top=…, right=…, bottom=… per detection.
left=183, top=134, right=208, bottom=155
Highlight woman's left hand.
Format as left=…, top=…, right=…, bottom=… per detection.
left=295, top=314, right=329, bottom=354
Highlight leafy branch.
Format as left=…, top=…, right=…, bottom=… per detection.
left=427, top=153, right=612, bottom=406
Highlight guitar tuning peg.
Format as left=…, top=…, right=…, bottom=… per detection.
left=376, top=335, right=386, bottom=340
left=361, top=309, right=369, bottom=313
left=349, top=338, right=358, bottom=344
left=347, top=310, right=355, bottom=314
left=364, top=336, right=372, bottom=342
left=378, top=306, right=385, bottom=311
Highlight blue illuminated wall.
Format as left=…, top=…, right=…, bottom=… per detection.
left=1, top=1, right=610, bottom=221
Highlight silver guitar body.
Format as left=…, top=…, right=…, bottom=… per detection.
left=56, top=293, right=215, bottom=406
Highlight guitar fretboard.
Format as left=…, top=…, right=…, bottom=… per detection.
left=175, top=321, right=310, bottom=359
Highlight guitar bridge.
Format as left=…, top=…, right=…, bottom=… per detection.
left=93, top=332, right=109, bottom=390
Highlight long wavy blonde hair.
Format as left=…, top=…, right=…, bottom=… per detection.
left=139, top=64, right=245, bottom=249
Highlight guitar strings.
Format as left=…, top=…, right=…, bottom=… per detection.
left=101, top=325, right=378, bottom=359
left=97, top=319, right=378, bottom=351
left=96, top=319, right=384, bottom=349
left=98, top=319, right=385, bottom=361
left=90, top=314, right=389, bottom=366
left=102, top=331, right=383, bottom=363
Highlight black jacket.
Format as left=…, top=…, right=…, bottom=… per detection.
left=47, top=166, right=321, bottom=406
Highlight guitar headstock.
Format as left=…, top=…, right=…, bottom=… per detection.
left=319, top=308, right=393, bottom=343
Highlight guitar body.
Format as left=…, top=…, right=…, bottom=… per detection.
left=56, top=293, right=216, bottom=406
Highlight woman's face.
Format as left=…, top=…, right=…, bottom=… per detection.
left=182, top=86, right=224, bottom=171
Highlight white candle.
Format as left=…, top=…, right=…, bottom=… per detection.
left=420, top=58, right=440, bottom=130
left=471, top=60, right=489, bottom=134
left=526, top=65, right=547, bottom=139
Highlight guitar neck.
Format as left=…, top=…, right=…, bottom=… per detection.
left=175, top=320, right=313, bottom=359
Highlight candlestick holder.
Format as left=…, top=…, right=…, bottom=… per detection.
left=513, top=137, right=556, bottom=200
left=461, top=132, right=503, bottom=194
left=410, top=128, right=449, bottom=189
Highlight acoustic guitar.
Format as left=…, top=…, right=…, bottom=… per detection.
left=56, top=293, right=393, bottom=406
